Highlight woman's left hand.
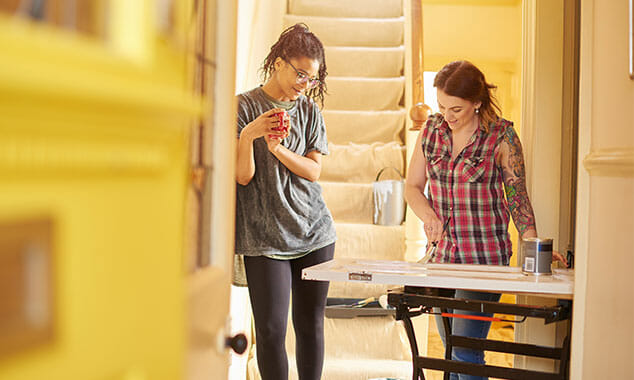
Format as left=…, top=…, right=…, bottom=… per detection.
left=552, top=250, right=568, bottom=267
left=265, top=128, right=289, bottom=152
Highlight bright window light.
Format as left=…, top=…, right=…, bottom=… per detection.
left=423, top=71, right=439, bottom=114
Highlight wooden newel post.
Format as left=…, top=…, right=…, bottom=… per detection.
left=409, top=102, right=432, bottom=131
left=408, top=1, right=431, bottom=131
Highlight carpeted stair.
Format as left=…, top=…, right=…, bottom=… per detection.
left=284, top=14, right=404, bottom=47
left=321, top=142, right=405, bottom=183
left=247, top=1, right=412, bottom=380
left=323, top=110, right=405, bottom=145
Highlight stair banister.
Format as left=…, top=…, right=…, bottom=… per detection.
left=408, top=0, right=432, bottom=131
left=402, top=2, right=433, bottom=365
left=404, top=0, right=429, bottom=261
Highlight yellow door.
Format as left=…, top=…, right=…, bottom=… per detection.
left=0, top=1, right=239, bottom=379
left=0, top=3, right=195, bottom=379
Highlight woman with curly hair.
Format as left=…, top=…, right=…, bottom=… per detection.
left=234, top=23, right=335, bottom=380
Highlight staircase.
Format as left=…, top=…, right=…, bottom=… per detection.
left=248, top=1, right=413, bottom=379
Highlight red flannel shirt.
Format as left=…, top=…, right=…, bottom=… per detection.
left=421, top=114, right=513, bottom=265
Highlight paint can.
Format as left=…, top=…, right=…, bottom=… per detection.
left=520, top=237, right=553, bottom=275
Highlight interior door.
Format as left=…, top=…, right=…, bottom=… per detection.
left=185, top=1, right=241, bottom=379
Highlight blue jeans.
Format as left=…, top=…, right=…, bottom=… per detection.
left=434, top=290, right=502, bottom=380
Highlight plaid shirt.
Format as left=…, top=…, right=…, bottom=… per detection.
left=422, top=114, right=513, bottom=265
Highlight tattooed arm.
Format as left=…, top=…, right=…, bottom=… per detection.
left=497, top=126, right=568, bottom=266
left=497, top=126, right=537, bottom=239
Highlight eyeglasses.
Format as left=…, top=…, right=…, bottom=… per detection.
left=285, top=60, right=321, bottom=89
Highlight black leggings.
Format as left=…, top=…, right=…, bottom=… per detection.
left=244, top=243, right=335, bottom=380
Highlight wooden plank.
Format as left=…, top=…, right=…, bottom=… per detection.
left=302, top=258, right=574, bottom=298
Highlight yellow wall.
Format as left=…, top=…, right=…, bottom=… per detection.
left=0, top=3, right=201, bottom=379
left=422, top=3, right=522, bottom=122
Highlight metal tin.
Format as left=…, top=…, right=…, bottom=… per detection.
left=373, top=167, right=405, bottom=226
left=520, top=238, right=553, bottom=275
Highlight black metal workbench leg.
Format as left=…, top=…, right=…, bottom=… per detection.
left=558, top=335, right=571, bottom=379
left=400, top=312, right=425, bottom=380
left=440, top=308, right=453, bottom=380
left=558, top=320, right=572, bottom=380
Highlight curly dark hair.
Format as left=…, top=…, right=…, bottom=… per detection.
left=260, top=23, right=328, bottom=106
left=433, top=60, right=502, bottom=132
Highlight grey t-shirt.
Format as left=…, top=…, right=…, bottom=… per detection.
left=235, top=87, right=336, bottom=256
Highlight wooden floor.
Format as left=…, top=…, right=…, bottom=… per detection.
left=424, top=319, right=515, bottom=380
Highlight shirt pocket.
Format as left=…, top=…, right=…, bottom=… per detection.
left=426, top=155, right=444, bottom=180
left=461, top=156, right=488, bottom=183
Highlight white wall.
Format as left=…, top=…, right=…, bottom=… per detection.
left=230, top=3, right=287, bottom=379
left=572, top=0, right=634, bottom=378
left=515, top=0, right=565, bottom=372
left=236, top=0, right=287, bottom=93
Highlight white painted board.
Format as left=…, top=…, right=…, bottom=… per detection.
left=302, top=258, right=574, bottom=299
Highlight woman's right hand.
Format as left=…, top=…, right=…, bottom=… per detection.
left=241, top=108, right=287, bottom=142
left=423, top=212, right=444, bottom=245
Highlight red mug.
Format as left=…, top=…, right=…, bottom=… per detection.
left=272, top=111, right=289, bottom=132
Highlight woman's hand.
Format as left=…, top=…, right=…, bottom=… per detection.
left=242, top=108, right=287, bottom=144
left=552, top=250, right=568, bottom=267
left=423, top=211, right=444, bottom=245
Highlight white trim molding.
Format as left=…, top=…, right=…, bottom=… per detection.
left=583, top=148, right=634, bottom=177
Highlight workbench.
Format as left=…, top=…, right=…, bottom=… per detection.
left=302, top=258, right=574, bottom=380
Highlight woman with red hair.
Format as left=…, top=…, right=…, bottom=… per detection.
left=405, top=60, right=566, bottom=379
